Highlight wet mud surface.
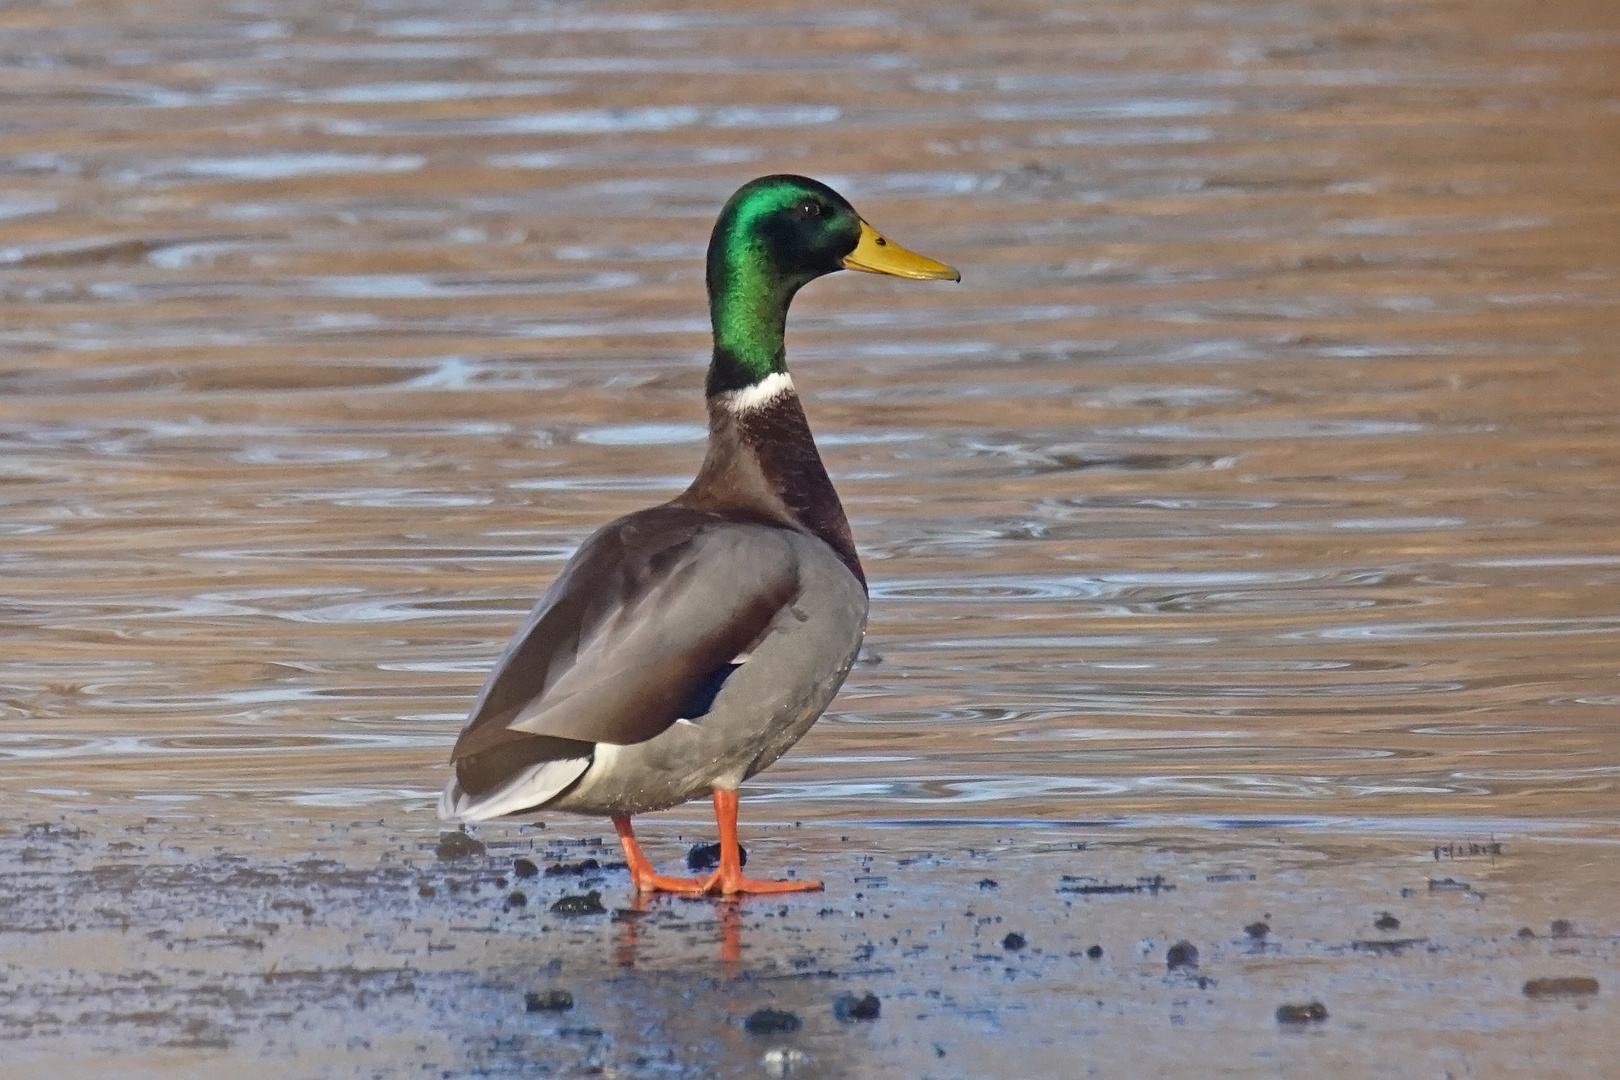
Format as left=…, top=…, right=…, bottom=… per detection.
left=4, top=810, right=1616, bottom=1078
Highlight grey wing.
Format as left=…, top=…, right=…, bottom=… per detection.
left=448, top=506, right=801, bottom=796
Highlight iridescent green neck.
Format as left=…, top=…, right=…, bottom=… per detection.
left=707, top=257, right=796, bottom=395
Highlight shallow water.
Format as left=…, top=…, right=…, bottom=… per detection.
left=4, top=0, right=1618, bottom=832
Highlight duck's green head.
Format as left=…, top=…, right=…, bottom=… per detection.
left=706, top=174, right=958, bottom=396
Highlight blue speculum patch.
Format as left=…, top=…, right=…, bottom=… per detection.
left=679, top=662, right=742, bottom=721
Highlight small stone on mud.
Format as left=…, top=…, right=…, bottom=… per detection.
left=1523, top=977, right=1598, bottom=999
left=1166, top=940, right=1199, bottom=971
left=525, top=990, right=574, bottom=1012
left=1002, top=932, right=1026, bottom=951
left=1352, top=937, right=1427, bottom=955
left=978, top=878, right=998, bottom=889
left=545, top=858, right=600, bottom=877
left=1550, top=919, right=1575, bottom=938
left=435, top=831, right=485, bottom=860
left=512, top=857, right=538, bottom=879
left=1517, top=927, right=1535, bottom=939
left=833, top=992, right=881, bottom=1021
left=417, top=883, right=435, bottom=898
left=1276, top=1001, right=1328, bottom=1024
left=1086, top=944, right=1104, bottom=959
left=549, top=891, right=606, bottom=916
left=687, top=842, right=746, bottom=871
left=744, top=1008, right=802, bottom=1036
left=1374, top=912, right=1401, bottom=931
left=1244, top=921, right=1270, bottom=940
left=506, top=891, right=527, bottom=909
left=761, top=1047, right=811, bottom=1077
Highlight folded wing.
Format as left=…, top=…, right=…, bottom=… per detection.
left=446, top=506, right=801, bottom=810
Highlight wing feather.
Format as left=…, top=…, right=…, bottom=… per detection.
left=448, top=506, right=800, bottom=794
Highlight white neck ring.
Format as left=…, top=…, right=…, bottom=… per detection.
left=721, top=371, right=795, bottom=413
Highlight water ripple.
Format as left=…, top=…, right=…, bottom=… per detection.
left=1296, top=617, right=1620, bottom=642
left=119, top=153, right=425, bottom=184
left=319, top=104, right=840, bottom=138
left=0, top=731, right=447, bottom=761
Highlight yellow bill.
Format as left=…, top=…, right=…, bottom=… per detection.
left=841, top=221, right=960, bottom=281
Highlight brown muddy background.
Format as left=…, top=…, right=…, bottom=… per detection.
left=1, top=0, right=1617, bottom=1077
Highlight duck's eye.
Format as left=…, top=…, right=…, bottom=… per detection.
left=795, top=199, right=822, bottom=219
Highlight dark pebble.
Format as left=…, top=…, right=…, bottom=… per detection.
left=1276, top=1001, right=1329, bottom=1024
left=1374, top=912, right=1401, bottom=931
left=525, top=990, right=574, bottom=1012
left=832, top=992, right=881, bottom=1022
left=549, top=891, right=606, bottom=916
left=1086, top=945, right=1104, bottom=960
left=978, top=878, right=999, bottom=890
left=1523, top=977, right=1599, bottom=999
left=743, top=1008, right=802, bottom=1036
left=417, top=883, right=435, bottom=898
left=1002, top=932, right=1026, bottom=951
left=1244, top=921, right=1270, bottom=940
left=506, top=891, right=527, bottom=909
left=686, top=842, right=746, bottom=872
left=545, top=858, right=600, bottom=877
left=435, top=831, right=485, bottom=860
left=512, top=857, right=538, bottom=879
left=1352, top=937, right=1427, bottom=956
left=1166, top=940, right=1199, bottom=971
left=1550, top=919, right=1575, bottom=938
left=1516, top=927, right=1536, bottom=939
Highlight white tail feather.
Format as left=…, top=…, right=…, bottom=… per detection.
left=437, top=756, right=591, bottom=823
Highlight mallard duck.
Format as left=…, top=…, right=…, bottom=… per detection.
left=438, top=175, right=958, bottom=895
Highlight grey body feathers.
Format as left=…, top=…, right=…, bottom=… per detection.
left=439, top=505, right=867, bottom=821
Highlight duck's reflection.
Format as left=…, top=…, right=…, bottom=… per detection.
left=614, top=892, right=745, bottom=977
left=613, top=891, right=647, bottom=969
left=719, top=899, right=742, bottom=975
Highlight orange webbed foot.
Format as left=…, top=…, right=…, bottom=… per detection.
left=699, top=869, right=824, bottom=896
left=699, top=789, right=823, bottom=896
left=614, top=815, right=707, bottom=894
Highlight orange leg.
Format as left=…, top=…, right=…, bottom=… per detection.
left=612, top=815, right=706, bottom=894
left=698, top=789, right=823, bottom=896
